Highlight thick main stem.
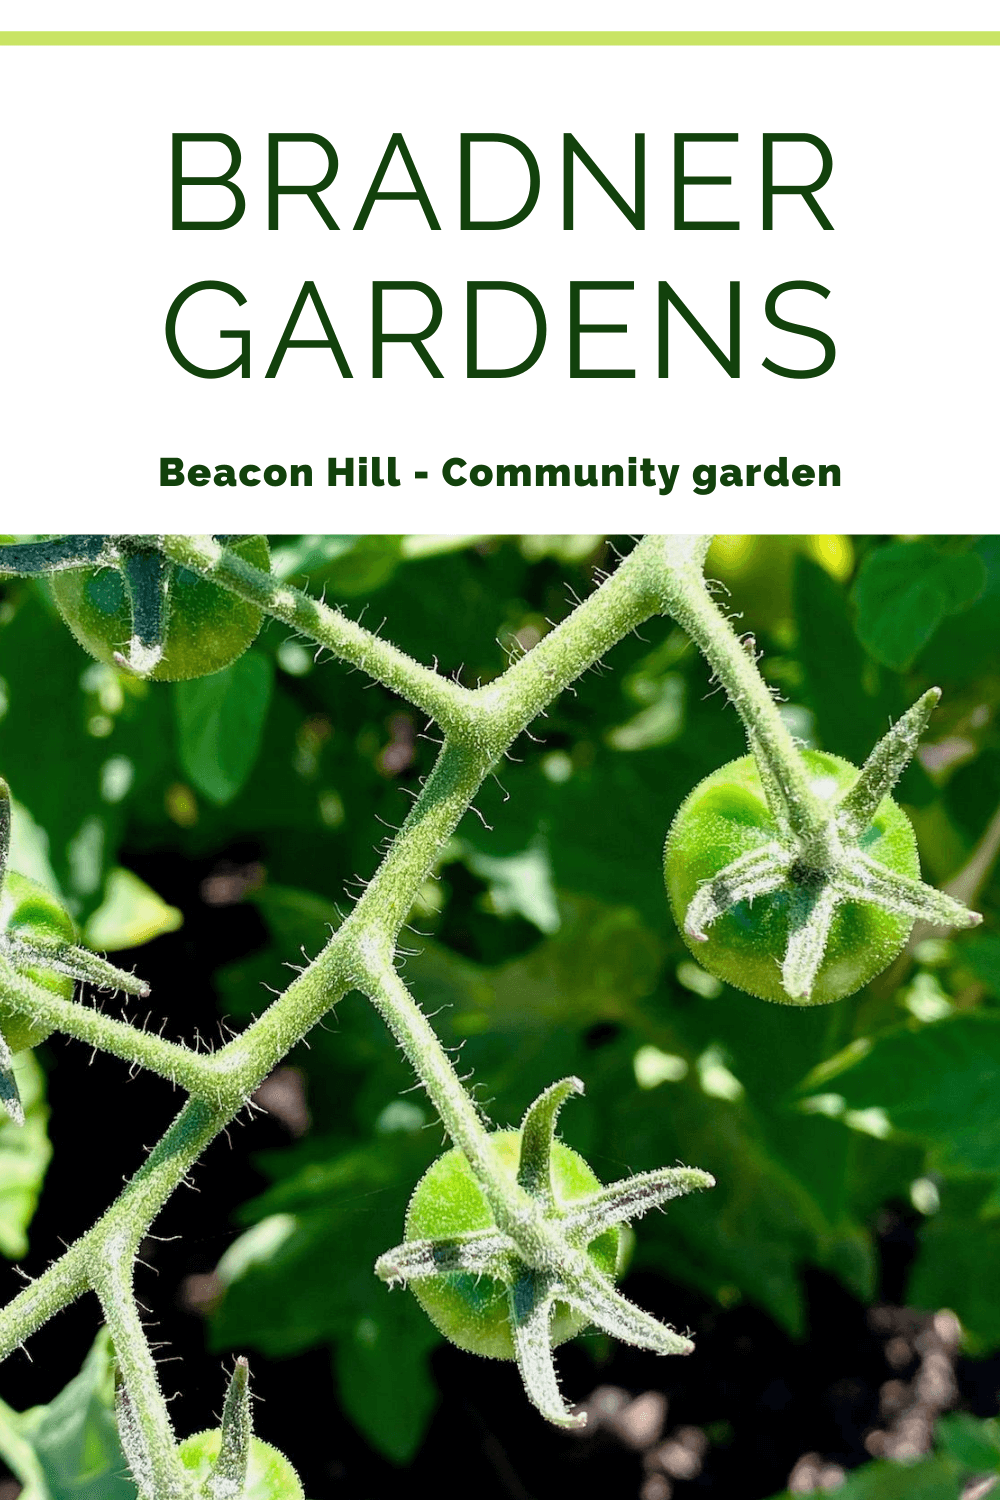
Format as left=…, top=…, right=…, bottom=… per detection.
left=0, top=1099, right=219, bottom=1361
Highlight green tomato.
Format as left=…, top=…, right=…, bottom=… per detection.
left=0, top=871, right=75, bottom=1051
left=177, top=1430, right=304, bottom=1500
left=50, top=536, right=270, bottom=682
left=664, top=750, right=920, bottom=1006
left=404, top=1131, right=621, bottom=1360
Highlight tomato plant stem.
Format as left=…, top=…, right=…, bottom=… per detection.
left=95, top=1249, right=190, bottom=1500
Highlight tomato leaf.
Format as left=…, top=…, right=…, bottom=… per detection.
left=210, top=1132, right=442, bottom=1463
left=333, top=1294, right=439, bottom=1466
left=958, top=932, right=1000, bottom=996
left=936, top=1411, right=1000, bottom=1473
left=0, top=1329, right=133, bottom=1500
left=909, top=1182, right=1000, bottom=1354
left=799, top=1013, right=1000, bottom=1178
left=768, top=1454, right=963, bottom=1498
left=0, top=1052, right=51, bottom=1259
left=83, top=868, right=182, bottom=951
left=852, top=542, right=985, bottom=672
left=174, top=651, right=274, bottom=806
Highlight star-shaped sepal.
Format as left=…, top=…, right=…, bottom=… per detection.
left=0, top=778, right=150, bottom=1125
left=375, top=1077, right=714, bottom=1428
left=683, top=691, right=982, bottom=1003
left=0, top=535, right=175, bottom=677
left=118, top=1356, right=254, bottom=1500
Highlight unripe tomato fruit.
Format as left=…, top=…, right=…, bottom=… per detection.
left=50, top=536, right=270, bottom=682
left=664, top=750, right=920, bottom=1006
left=404, top=1131, right=622, bottom=1360
left=177, top=1430, right=304, bottom=1499
left=0, top=871, right=75, bottom=1051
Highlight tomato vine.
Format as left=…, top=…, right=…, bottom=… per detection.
left=0, top=534, right=979, bottom=1498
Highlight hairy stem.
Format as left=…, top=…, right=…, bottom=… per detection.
left=0, top=1099, right=219, bottom=1361
left=0, top=959, right=216, bottom=1096
left=159, top=534, right=474, bottom=734
left=95, top=1250, right=190, bottom=1500
left=359, top=954, right=498, bottom=1187
left=654, top=541, right=832, bottom=849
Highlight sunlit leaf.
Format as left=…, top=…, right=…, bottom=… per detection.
left=0, top=1329, right=132, bottom=1500
left=0, top=1052, right=51, bottom=1259
left=83, top=868, right=182, bottom=952
left=798, top=1014, right=1000, bottom=1177
left=909, top=1188, right=1000, bottom=1352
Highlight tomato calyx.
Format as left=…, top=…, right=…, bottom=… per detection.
left=682, top=690, right=981, bottom=1003
left=207, top=1355, right=253, bottom=1498
left=0, top=777, right=150, bottom=1125
left=0, top=534, right=258, bottom=680
left=376, top=1077, right=714, bottom=1428
left=0, top=534, right=168, bottom=676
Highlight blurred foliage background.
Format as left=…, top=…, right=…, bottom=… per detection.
left=0, top=534, right=998, bottom=1500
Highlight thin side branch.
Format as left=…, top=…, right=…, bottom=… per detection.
left=95, top=1248, right=189, bottom=1500
left=0, top=960, right=217, bottom=1097
left=159, top=535, right=475, bottom=734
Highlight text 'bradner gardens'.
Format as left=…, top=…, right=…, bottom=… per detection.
left=166, top=131, right=837, bottom=382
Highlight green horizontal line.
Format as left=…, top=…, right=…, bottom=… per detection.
left=0, top=30, right=998, bottom=46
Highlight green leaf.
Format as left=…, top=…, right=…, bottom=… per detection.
left=852, top=542, right=986, bottom=672
left=769, top=1454, right=962, bottom=1499
left=0, top=1396, right=48, bottom=1498
left=936, top=1411, right=1000, bottom=1473
left=607, top=1052, right=867, bottom=1335
left=210, top=1130, right=442, bottom=1460
left=174, top=652, right=274, bottom=806
left=794, top=555, right=884, bottom=763
left=460, top=838, right=561, bottom=935
left=406, top=895, right=664, bottom=1036
left=270, top=535, right=405, bottom=596
left=918, top=536, right=1000, bottom=685
left=6, top=797, right=62, bottom=898
left=0, top=591, right=160, bottom=912
left=211, top=1133, right=439, bottom=1350
left=960, top=932, right=1000, bottom=997
left=799, top=1013, right=1000, bottom=1177
left=83, top=868, right=182, bottom=952
left=0, top=1052, right=51, bottom=1259
left=606, top=675, right=685, bottom=752
left=333, top=1294, right=439, bottom=1465
left=909, top=1195, right=1000, bottom=1352
left=0, top=1329, right=134, bottom=1500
